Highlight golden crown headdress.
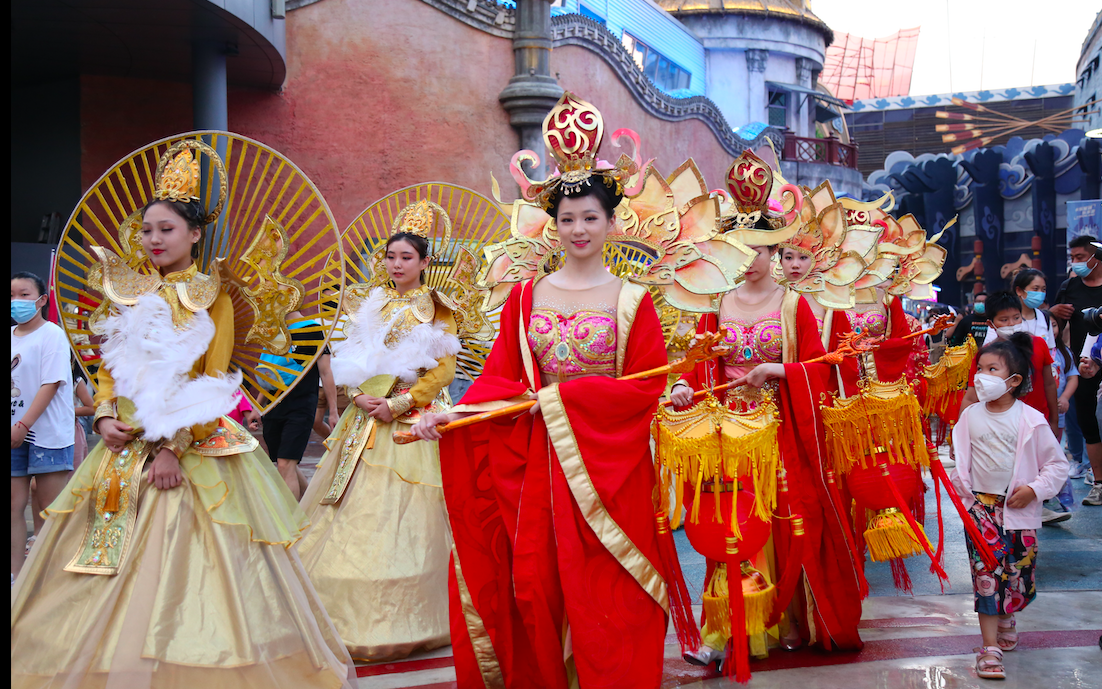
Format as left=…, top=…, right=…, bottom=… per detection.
left=512, top=92, right=641, bottom=212
left=389, top=199, right=452, bottom=259
left=152, top=140, right=228, bottom=226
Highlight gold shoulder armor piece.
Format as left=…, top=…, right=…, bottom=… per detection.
left=411, top=290, right=436, bottom=324
left=342, top=283, right=375, bottom=320
left=92, top=246, right=162, bottom=305
left=177, top=260, right=222, bottom=312
left=430, top=289, right=458, bottom=314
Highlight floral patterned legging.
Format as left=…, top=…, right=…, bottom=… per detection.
left=965, top=492, right=1038, bottom=616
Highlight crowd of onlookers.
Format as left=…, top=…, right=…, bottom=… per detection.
left=945, top=235, right=1102, bottom=517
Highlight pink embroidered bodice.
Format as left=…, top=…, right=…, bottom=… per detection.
left=528, top=306, right=618, bottom=380
left=847, top=308, right=887, bottom=338
left=720, top=312, right=784, bottom=368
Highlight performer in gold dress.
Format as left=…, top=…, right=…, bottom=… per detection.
left=11, top=136, right=355, bottom=689
left=298, top=198, right=479, bottom=662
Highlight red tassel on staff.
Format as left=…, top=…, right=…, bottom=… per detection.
left=724, top=536, right=751, bottom=684
left=879, top=462, right=949, bottom=585
left=927, top=443, right=947, bottom=578
left=890, top=557, right=913, bottom=593
left=928, top=454, right=999, bottom=571
left=765, top=515, right=806, bottom=629
left=47, top=248, right=61, bottom=325
left=656, top=513, right=701, bottom=655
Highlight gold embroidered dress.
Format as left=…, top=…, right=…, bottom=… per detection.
left=298, top=284, right=458, bottom=662
left=10, top=263, right=354, bottom=689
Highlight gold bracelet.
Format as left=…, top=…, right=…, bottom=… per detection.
left=386, top=392, right=414, bottom=417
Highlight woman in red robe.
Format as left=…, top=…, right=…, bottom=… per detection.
left=670, top=155, right=865, bottom=662
left=412, top=166, right=674, bottom=687
left=672, top=245, right=865, bottom=657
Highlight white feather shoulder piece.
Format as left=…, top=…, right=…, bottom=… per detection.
left=330, top=287, right=460, bottom=388
left=100, top=294, right=242, bottom=441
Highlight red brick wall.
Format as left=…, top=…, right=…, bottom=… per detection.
left=80, top=75, right=193, bottom=191
left=231, top=0, right=518, bottom=228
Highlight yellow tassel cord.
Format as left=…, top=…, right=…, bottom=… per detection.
left=864, top=508, right=932, bottom=562
left=654, top=396, right=780, bottom=535
left=103, top=468, right=121, bottom=514
left=821, top=378, right=927, bottom=476
left=701, top=563, right=777, bottom=638
left=922, top=337, right=977, bottom=419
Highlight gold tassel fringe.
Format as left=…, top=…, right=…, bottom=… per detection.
left=864, top=508, right=932, bottom=562
left=922, top=336, right=977, bottom=419
left=821, top=378, right=926, bottom=476
left=653, top=396, right=780, bottom=530
left=701, top=563, right=777, bottom=638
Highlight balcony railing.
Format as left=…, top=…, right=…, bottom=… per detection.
left=782, top=133, right=859, bottom=170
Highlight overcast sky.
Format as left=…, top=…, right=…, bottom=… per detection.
left=813, top=0, right=1099, bottom=96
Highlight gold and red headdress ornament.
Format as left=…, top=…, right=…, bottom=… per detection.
left=512, top=92, right=642, bottom=211
left=717, top=151, right=802, bottom=245
left=772, top=182, right=883, bottom=309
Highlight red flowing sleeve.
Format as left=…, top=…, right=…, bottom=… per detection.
left=826, top=308, right=861, bottom=397
left=454, top=283, right=534, bottom=407
left=784, top=296, right=832, bottom=389
left=775, top=295, right=864, bottom=650
left=873, top=297, right=915, bottom=383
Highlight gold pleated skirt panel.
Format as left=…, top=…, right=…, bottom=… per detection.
left=10, top=442, right=355, bottom=689
left=299, top=413, right=451, bottom=663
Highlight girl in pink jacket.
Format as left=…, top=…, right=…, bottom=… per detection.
left=950, top=332, right=1069, bottom=680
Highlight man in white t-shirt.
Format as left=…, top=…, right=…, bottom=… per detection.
left=11, top=272, right=74, bottom=579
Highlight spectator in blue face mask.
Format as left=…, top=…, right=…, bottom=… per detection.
left=1050, top=236, right=1102, bottom=503
left=949, top=291, right=989, bottom=347
left=981, top=270, right=1056, bottom=358
left=10, top=272, right=74, bottom=581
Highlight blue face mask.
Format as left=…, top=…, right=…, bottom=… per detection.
left=1022, top=291, right=1045, bottom=310
left=10, top=299, right=40, bottom=324
left=974, top=302, right=985, bottom=315
left=1071, top=262, right=1092, bottom=278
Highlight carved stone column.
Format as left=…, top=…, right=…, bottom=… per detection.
left=745, top=49, right=769, bottom=127
left=499, top=0, right=563, bottom=178
left=795, top=57, right=814, bottom=137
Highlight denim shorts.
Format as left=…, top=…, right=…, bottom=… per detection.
left=11, top=442, right=74, bottom=477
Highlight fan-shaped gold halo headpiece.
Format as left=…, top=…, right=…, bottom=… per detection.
left=54, top=131, right=345, bottom=415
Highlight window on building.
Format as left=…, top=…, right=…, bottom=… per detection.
left=767, top=91, right=788, bottom=127
left=621, top=33, right=692, bottom=92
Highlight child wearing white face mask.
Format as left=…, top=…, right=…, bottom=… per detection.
left=962, top=291, right=1059, bottom=437
left=950, top=334, right=1068, bottom=680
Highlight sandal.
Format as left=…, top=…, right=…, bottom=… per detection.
left=997, top=615, right=1018, bottom=651
left=974, top=646, right=1005, bottom=680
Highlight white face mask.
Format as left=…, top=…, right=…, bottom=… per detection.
left=994, top=322, right=1026, bottom=339
left=974, top=373, right=1013, bottom=403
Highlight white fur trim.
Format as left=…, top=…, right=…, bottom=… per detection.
left=100, top=295, right=242, bottom=441
left=330, top=287, right=461, bottom=387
